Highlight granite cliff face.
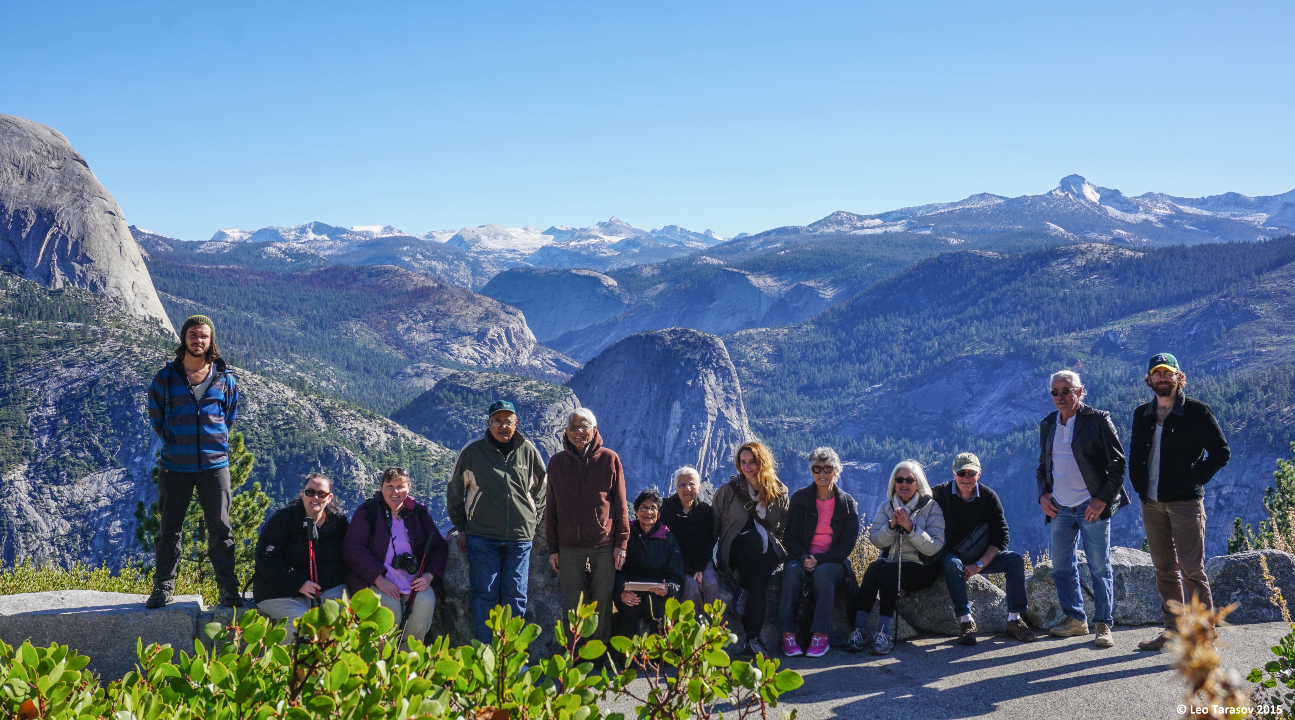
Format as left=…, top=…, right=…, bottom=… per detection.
left=0, top=116, right=172, bottom=332
left=568, top=328, right=752, bottom=491
left=480, top=268, right=630, bottom=344
left=392, top=370, right=580, bottom=462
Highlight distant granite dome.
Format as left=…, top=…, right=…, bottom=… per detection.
left=568, top=328, right=752, bottom=492
left=0, top=115, right=172, bottom=332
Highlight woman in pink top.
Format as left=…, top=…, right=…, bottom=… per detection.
left=775, top=447, right=861, bottom=658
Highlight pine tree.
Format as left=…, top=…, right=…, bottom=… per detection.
left=1229, top=442, right=1295, bottom=553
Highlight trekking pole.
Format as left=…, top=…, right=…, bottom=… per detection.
left=397, top=529, right=438, bottom=646
left=307, top=520, right=321, bottom=609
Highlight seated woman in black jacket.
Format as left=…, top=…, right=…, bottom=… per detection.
left=254, top=473, right=349, bottom=639
left=775, top=447, right=860, bottom=658
left=611, top=489, right=687, bottom=640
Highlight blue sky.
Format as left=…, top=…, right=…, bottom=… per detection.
left=6, top=1, right=1294, bottom=240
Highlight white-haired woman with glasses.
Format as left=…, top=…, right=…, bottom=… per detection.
left=253, top=473, right=350, bottom=640
left=775, top=447, right=860, bottom=658
left=661, top=466, right=720, bottom=608
left=846, top=460, right=945, bottom=656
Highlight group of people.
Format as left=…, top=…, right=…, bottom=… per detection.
left=144, top=314, right=1230, bottom=659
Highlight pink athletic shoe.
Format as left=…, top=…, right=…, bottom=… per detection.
left=806, top=633, right=830, bottom=658
left=781, top=633, right=804, bottom=657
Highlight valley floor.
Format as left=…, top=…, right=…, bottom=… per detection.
left=601, top=621, right=1287, bottom=719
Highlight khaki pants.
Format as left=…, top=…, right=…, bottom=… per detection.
left=558, top=546, right=616, bottom=644
left=1142, top=498, right=1212, bottom=627
left=377, top=587, right=437, bottom=650
left=257, top=585, right=349, bottom=642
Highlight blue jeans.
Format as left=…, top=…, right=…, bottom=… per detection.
left=1050, top=503, right=1114, bottom=626
left=464, top=534, right=532, bottom=644
left=941, top=549, right=1027, bottom=617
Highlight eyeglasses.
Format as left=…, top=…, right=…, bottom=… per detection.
left=811, top=465, right=834, bottom=475
left=1050, top=387, right=1076, bottom=397
left=1150, top=371, right=1177, bottom=379
left=637, top=505, right=659, bottom=514
left=489, top=418, right=518, bottom=428
left=893, top=476, right=916, bottom=485
left=302, top=489, right=331, bottom=498
left=567, top=423, right=592, bottom=432
left=956, top=469, right=979, bottom=478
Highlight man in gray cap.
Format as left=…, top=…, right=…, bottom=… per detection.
left=1130, top=353, right=1230, bottom=651
left=447, top=400, right=548, bottom=643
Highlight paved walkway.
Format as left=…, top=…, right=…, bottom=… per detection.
left=603, top=622, right=1288, bottom=719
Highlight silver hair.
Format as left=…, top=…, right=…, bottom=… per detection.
left=886, top=460, right=933, bottom=501
left=1049, top=370, right=1083, bottom=392
left=569, top=407, right=597, bottom=428
left=802, top=445, right=844, bottom=479
left=672, top=466, right=701, bottom=486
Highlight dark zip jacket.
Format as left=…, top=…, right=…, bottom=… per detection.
left=253, top=501, right=349, bottom=602
left=147, top=357, right=239, bottom=472
left=447, top=430, right=547, bottom=542
left=343, top=493, right=448, bottom=597
left=660, top=494, right=716, bottom=575
left=544, top=428, right=630, bottom=551
left=615, top=521, right=687, bottom=598
left=782, top=483, right=861, bottom=579
left=1129, top=390, right=1230, bottom=503
left=1036, top=403, right=1130, bottom=522
left=931, top=480, right=1010, bottom=553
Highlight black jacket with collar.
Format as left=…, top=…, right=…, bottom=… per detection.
left=615, top=522, right=687, bottom=598
left=1129, top=390, right=1230, bottom=503
left=253, top=501, right=349, bottom=602
left=782, top=483, right=860, bottom=575
left=1035, top=403, right=1130, bottom=522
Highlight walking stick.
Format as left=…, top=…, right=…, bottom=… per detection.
left=306, top=520, right=321, bottom=609
left=397, top=528, right=438, bottom=646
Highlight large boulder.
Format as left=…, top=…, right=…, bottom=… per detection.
left=1207, top=550, right=1295, bottom=624
left=568, top=328, right=752, bottom=493
left=1024, top=559, right=1095, bottom=630
left=393, top=370, right=580, bottom=462
left=0, top=590, right=205, bottom=682
left=897, top=574, right=1007, bottom=636
left=0, top=115, right=172, bottom=332
left=1026, top=547, right=1160, bottom=628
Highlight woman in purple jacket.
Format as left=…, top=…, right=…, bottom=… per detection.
left=343, top=467, right=448, bottom=648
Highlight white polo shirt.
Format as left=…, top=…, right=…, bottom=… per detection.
left=1052, top=414, right=1091, bottom=508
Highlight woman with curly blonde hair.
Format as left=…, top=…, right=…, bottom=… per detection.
left=712, top=440, right=790, bottom=656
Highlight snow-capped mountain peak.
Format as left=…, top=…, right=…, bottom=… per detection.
left=1056, top=174, right=1102, bottom=203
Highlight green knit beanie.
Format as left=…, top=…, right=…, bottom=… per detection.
left=181, top=314, right=215, bottom=339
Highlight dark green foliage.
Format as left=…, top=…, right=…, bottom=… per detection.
left=1231, top=443, right=1295, bottom=553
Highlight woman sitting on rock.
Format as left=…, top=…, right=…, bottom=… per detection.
left=847, top=460, right=945, bottom=656
left=661, top=466, right=719, bottom=609
left=254, top=473, right=350, bottom=640
left=612, top=489, right=687, bottom=640
left=343, top=467, right=448, bottom=649
left=712, top=440, right=790, bottom=657
left=775, top=447, right=860, bottom=658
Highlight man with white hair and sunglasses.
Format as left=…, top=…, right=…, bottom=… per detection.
left=1037, top=370, right=1129, bottom=648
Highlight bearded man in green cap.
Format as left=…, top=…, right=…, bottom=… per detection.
left=1130, top=353, right=1230, bottom=651
left=145, top=315, right=242, bottom=608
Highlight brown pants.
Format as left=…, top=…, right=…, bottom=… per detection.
left=1142, top=498, right=1212, bottom=627
left=558, top=545, right=616, bottom=644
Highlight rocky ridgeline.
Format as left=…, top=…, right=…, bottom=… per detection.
left=0, top=116, right=172, bottom=332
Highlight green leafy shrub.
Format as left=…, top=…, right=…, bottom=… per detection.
left=0, top=560, right=218, bottom=605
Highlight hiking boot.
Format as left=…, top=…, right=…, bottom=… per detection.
left=743, top=635, right=769, bottom=658
left=957, top=620, right=978, bottom=646
left=806, top=633, right=830, bottom=658
left=145, top=586, right=173, bottom=609
left=1049, top=616, right=1089, bottom=637
left=781, top=633, right=804, bottom=657
left=869, top=632, right=894, bottom=656
left=1005, top=618, right=1037, bottom=643
left=1138, top=631, right=1170, bottom=652
left=733, top=589, right=747, bottom=617
left=218, top=588, right=245, bottom=608
left=845, top=629, right=868, bottom=653
left=1094, top=622, right=1114, bottom=648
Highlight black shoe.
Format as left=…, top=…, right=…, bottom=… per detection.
left=145, top=586, right=173, bottom=609
left=743, top=636, right=769, bottom=658
left=957, top=620, right=978, bottom=646
left=845, top=629, right=868, bottom=653
left=219, top=589, right=245, bottom=608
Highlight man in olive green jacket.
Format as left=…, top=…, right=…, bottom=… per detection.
left=447, top=400, right=548, bottom=643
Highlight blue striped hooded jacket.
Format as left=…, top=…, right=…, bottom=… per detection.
left=147, top=358, right=240, bottom=472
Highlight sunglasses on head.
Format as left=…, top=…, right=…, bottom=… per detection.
left=1050, top=387, right=1076, bottom=397
left=302, top=489, right=330, bottom=498
left=894, top=476, right=916, bottom=485
left=956, top=469, right=978, bottom=478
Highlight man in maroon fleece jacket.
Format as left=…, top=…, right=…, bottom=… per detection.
left=545, top=407, right=630, bottom=644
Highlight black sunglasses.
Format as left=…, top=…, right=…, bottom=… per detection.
left=956, top=469, right=979, bottom=478
left=894, top=476, right=916, bottom=485
left=811, top=465, right=834, bottom=475
left=1050, top=387, right=1076, bottom=397
left=302, top=489, right=331, bottom=498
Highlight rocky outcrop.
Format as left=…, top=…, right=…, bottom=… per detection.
left=0, top=116, right=172, bottom=332
left=480, top=268, right=630, bottom=344
left=1025, top=547, right=1162, bottom=628
left=898, top=575, right=1008, bottom=636
left=1207, top=549, right=1295, bottom=624
left=392, top=371, right=580, bottom=462
left=567, top=329, right=752, bottom=492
